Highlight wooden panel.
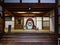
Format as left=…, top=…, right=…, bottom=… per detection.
left=43, top=27, right=50, bottom=30
left=0, top=1, right=2, bottom=5
left=4, top=3, right=56, bottom=8
left=14, top=17, right=24, bottom=29
left=0, top=17, right=3, bottom=32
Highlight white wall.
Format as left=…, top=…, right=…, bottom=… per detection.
left=50, top=17, right=54, bottom=32
left=5, top=17, right=14, bottom=28
left=36, top=17, right=42, bottom=30
left=50, top=10, right=55, bottom=32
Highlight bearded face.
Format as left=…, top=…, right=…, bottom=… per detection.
left=26, top=21, right=33, bottom=30
left=26, top=18, right=34, bottom=30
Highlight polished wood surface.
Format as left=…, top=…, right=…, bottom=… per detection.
left=0, top=17, right=3, bottom=31
left=0, top=33, right=57, bottom=45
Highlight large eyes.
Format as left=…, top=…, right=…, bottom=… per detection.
left=27, top=22, right=33, bottom=26
left=27, top=22, right=32, bottom=26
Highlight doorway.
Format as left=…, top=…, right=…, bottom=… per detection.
left=4, top=10, right=55, bottom=33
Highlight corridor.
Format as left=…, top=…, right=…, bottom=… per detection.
left=0, top=0, right=59, bottom=45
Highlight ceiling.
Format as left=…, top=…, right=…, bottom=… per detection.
left=4, top=3, right=56, bottom=17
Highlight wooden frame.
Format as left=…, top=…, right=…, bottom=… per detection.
left=5, top=16, right=12, bottom=21
left=2, top=0, right=57, bottom=33
left=16, top=18, right=21, bottom=25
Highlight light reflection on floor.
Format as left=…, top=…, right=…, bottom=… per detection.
left=4, top=28, right=50, bottom=33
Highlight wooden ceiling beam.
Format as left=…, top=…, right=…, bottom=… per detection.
left=4, top=3, right=56, bottom=9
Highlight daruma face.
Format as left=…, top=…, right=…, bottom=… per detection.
left=26, top=21, right=33, bottom=30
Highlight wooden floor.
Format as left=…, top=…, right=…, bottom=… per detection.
left=0, top=33, right=57, bottom=45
